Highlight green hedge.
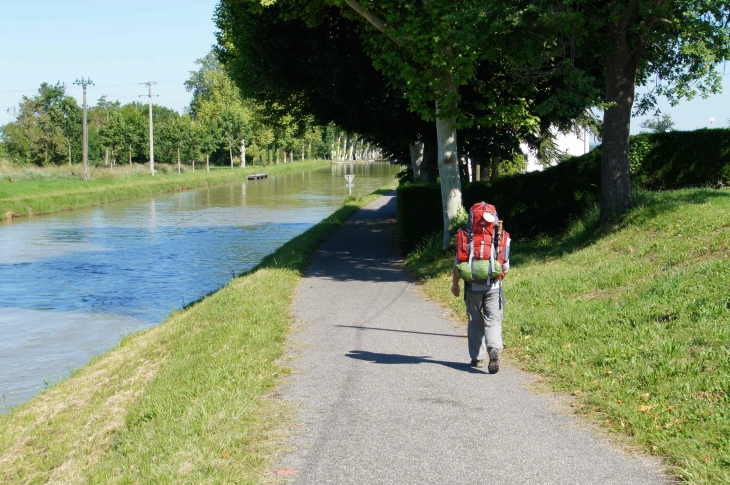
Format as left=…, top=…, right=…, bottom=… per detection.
left=396, top=183, right=444, bottom=254
left=397, top=128, right=730, bottom=253
left=630, top=129, right=730, bottom=189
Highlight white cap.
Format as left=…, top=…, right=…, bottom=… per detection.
left=483, top=212, right=496, bottom=223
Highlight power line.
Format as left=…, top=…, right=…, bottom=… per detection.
left=73, top=77, right=94, bottom=182
left=0, top=79, right=186, bottom=96
left=140, top=82, right=159, bottom=176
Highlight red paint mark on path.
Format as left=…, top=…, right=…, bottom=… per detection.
left=274, top=468, right=298, bottom=476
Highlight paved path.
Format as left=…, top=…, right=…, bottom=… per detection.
left=277, top=193, right=669, bottom=484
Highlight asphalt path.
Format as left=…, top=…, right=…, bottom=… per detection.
left=276, top=192, right=669, bottom=484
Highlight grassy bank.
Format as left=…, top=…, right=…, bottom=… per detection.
left=405, top=188, right=730, bottom=484
left=0, top=160, right=331, bottom=219
left=0, top=184, right=396, bottom=484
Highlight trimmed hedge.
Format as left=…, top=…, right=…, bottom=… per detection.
left=630, top=129, right=730, bottom=189
left=397, top=128, right=730, bottom=254
left=396, top=183, right=443, bottom=254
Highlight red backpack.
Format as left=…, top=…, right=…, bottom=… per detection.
left=456, top=202, right=511, bottom=281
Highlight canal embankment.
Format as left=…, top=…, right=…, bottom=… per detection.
left=403, top=188, right=730, bottom=484
left=0, top=184, right=396, bottom=484
left=1, top=160, right=331, bottom=219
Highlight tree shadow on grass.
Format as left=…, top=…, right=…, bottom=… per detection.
left=510, top=188, right=730, bottom=267
left=346, top=350, right=487, bottom=374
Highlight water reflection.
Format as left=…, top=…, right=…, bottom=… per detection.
left=0, top=163, right=399, bottom=410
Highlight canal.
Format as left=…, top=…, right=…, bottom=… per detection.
left=0, top=163, right=399, bottom=411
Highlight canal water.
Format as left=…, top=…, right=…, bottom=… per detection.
left=0, top=163, right=399, bottom=411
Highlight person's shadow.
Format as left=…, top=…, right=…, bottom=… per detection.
left=346, top=350, right=487, bottom=374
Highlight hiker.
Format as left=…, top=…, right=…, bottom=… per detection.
left=450, top=202, right=511, bottom=373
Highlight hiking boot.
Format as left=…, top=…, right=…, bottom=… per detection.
left=487, top=347, right=500, bottom=374
left=470, top=359, right=484, bottom=368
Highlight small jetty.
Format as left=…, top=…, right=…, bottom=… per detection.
left=246, top=173, right=268, bottom=180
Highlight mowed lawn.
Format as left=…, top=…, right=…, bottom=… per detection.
left=406, top=188, right=730, bottom=484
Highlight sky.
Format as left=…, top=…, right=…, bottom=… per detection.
left=0, top=0, right=219, bottom=125
left=0, top=1, right=728, bottom=134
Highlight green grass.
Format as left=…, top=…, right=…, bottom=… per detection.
left=0, top=184, right=396, bottom=484
left=405, top=188, right=730, bottom=484
left=0, top=160, right=331, bottom=219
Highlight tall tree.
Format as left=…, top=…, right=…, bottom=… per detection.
left=216, top=1, right=430, bottom=169
left=158, top=114, right=194, bottom=174
left=495, top=0, right=730, bottom=219
left=217, top=107, right=247, bottom=168
left=196, top=122, right=218, bottom=172
left=1, top=83, right=82, bottom=166
left=597, top=0, right=729, bottom=218
left=217, top=1, right=600, bottom=245
left=640, top=114, right=675, bottom=133
left=89, top=95, right=120, bottom=165
left=98, top=112, right=126, bottom=166
left=337, top=1, right=487, bottom=244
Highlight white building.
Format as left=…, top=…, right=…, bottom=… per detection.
left=522, top=129, right=595, bottom=172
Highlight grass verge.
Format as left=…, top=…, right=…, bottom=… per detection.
left=0, top=160, right=331, bottom=219
left=404, top=188, right=730, bottom=484
left=0, top=184, right=396, bottom=484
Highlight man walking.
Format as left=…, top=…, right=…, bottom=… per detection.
left=451, top=203, right=510, bottom=373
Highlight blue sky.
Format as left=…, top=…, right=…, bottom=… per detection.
left=1, top=1, right=728, bottom=134
left=0, top=0, right=219, bottom=125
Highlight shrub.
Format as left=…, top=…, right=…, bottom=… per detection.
left=630, top=129, right=730, bottom=189
left=396, top=183, right=443, bottom=254
left=397, top=128, right=730, bottom=253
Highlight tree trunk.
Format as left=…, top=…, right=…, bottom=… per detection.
left=206, top=154, right=210, bottom=172
left=192, top=159, right=195, bottom=172
left=129, top=149, right=132, bottom=167
left=177, top=147, right=181, bottom=174
left=482, top=159, right=492, bottom=182
left=241, top=138, right=246, bottom=168
left=467, top=157, right=473, bottom=183
left=302, top=143, right=305, bottom=161
left=435, top=114, right=462, bottom=248
left=105, top=148, right=109, bottom=166
left=335, top=136, right=341, bottom=160
left=421, top=140, right=437, bottom=183
left=601, top=15, right=638, bottom=221
left=491, top=157, right=500, bottom=180
left=289, top=150, right=293, bottom=163
left=68, top=143, right=71, bottom=167
left=230, top=147, right=234, bottom=169
left=409, top=140, right=424, bottom=182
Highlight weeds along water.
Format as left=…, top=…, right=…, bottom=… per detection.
left=0, top=159, right=332, bottom=218
left=0, top=184, right=396, bottom=483
left=405, top=188, right=730, bottom=485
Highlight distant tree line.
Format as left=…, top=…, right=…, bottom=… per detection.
left=0, top=52, right=373, bottom=171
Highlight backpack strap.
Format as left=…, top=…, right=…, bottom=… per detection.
left=468, top=232, right=475, bottom=280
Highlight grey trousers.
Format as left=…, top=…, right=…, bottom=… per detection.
left=465, top=289, right=503, bottom=361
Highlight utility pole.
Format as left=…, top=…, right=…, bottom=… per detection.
left=74, top=78, right=94, bottom=181
left=139, top=82, right=158, bottom=175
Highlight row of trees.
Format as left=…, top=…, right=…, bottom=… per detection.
left=0, top=53, right=372, bottom=172
left=216, top=0, right=730, bottom=244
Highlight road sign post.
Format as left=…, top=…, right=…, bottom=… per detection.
left=345, top=174, right=355, bottom=196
